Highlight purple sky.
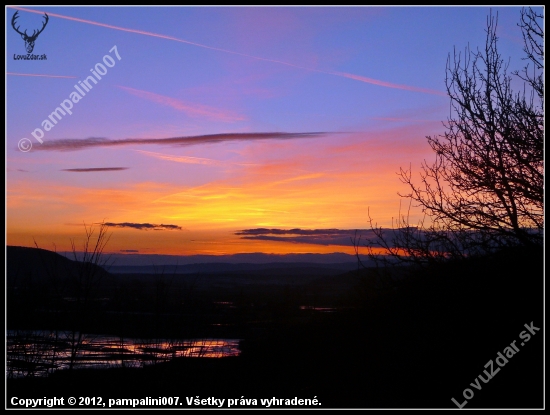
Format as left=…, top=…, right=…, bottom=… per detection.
left=6, top=6, right=538, bottom=255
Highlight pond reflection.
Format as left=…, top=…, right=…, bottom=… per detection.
left=7, top=330, right=241, bottom=378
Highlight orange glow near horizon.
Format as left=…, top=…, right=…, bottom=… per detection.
left=7, top=128, right=436, bottom=256
left=7, top=128, right=435, bottom=255
left=8, top=7, right=532, bottom=258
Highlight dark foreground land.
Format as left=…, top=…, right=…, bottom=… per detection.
left=6, top=246, right=543, bottom=409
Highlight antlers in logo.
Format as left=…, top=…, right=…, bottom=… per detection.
left=12, top=11, right=49, bottom=54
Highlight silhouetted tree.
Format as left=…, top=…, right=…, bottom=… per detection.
left=365, top=8, right=543, bottom=266
left=65, top=221, right=113, bottom=369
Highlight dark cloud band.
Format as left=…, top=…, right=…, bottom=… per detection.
left=236, top=228, right=382, bottom=247
left=104, top=222, right=182, bottom=231
left=31, top=132, right=327, bottom=152
left=236, top=228, right=367, bottom=236
left=62, top=167, right=128, bottom=172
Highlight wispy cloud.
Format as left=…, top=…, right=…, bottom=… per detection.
left=237, top=228, right=358, bottom=236
left=236, top=228, right=377, bottom=246
left=370, top=117, right=441, bottom=123
left=120, top=249, right=139, bottom=252
left=236, top=228, right=404, bottom=247
left=135, top=150, right=222, bottom=166
left=62, top=167, right=129, bottom=172
left=327, top=71, right=447, bottom=96
left=31, top=132, right=327, bottom=152
left=10, top=7, right=445, bottom=96
left=116, top=86, right=245, bottom=122
left=136, top=150, right=260, bottom=168
left=7, top=72, right=77, bottom=79
left=104, top=222, right=182, bottom=231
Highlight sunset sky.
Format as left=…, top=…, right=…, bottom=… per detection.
left=6, top=6, right=536, bottom=256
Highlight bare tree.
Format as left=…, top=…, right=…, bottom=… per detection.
left=26, top=221, right=113, bottom=371
left=65, top=221, right=113, bottom=369
left=514, top=7, right=543, bottom=102
left=365, top=8, right=543, bottom=266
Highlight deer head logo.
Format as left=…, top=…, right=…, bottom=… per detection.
left=11, top=11, right=49, bottom=54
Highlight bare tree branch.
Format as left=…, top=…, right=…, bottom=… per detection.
left=363, top=8, right=543, bottom=268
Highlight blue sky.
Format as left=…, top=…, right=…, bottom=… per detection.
left=6, top=6, right=540, bottom=255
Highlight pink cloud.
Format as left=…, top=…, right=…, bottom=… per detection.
left=11, top=6, right=446, bottom=96
left=135, top=150, right=223, bottom=166
left=116, top=85, right=246, bottom=122
left=7, top=72, right=77, bottom=78
left=135, top=149, right=260, bottom=168
left=327, top=71, right=447, bottom=96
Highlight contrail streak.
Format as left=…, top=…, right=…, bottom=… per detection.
left=7, top=72, right=77, bottom=78
left=9, top=6, right=445, bottom=96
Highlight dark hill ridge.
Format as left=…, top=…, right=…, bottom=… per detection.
left=7, top=245, right=111, bottom=285
left=7, top=245, right=372, bottom=278
left=74, top=251, right=373, bottom=267
left=105, top=261, right=360, bottom=275
left=7, top=246, right=365, bottom=294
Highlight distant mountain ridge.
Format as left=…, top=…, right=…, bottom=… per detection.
left=7, top=246, right=372, bottom=277
left=105, top=261, right=363, bottom=275
left=63, top=251, right=371, bottom=267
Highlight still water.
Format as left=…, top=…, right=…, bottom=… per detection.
left=7, top=330, right=240, bottom=378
